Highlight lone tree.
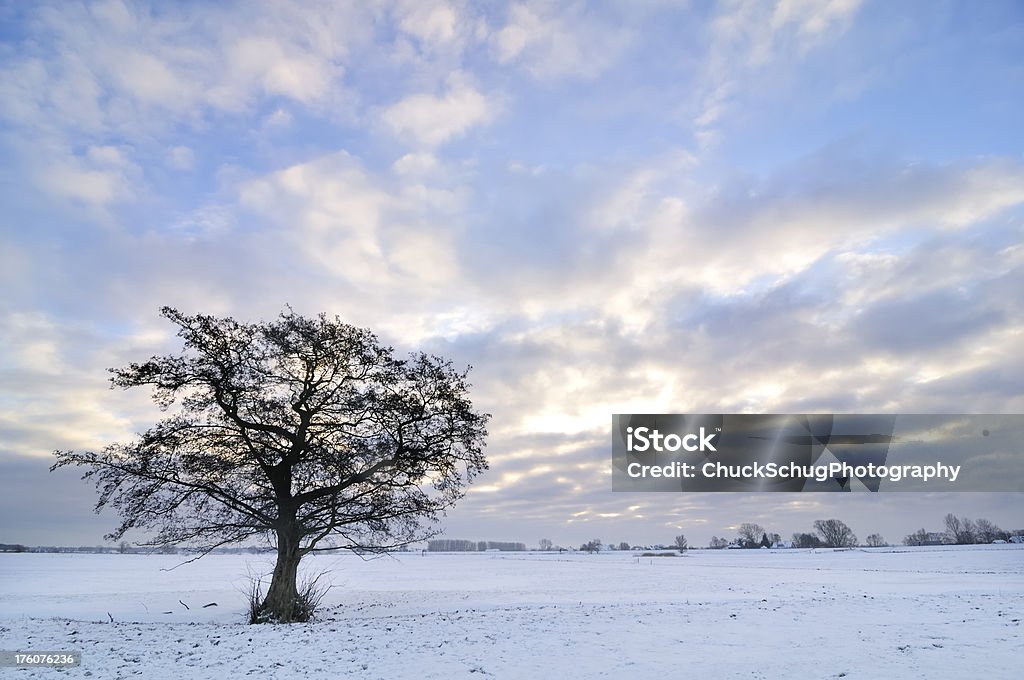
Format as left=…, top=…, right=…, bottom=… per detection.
left=813, top=519, right=857, bottom=548
left=52, top=308, right=489, bottom=623
left=674, top=534, right=688, bottom=550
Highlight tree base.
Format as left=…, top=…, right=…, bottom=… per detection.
left=247, top=573, right=330, bottom=624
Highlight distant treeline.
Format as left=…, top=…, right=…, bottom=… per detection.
left=0, top=543, right=275, bottom=555
left=427, top=539, right=526, bottom=552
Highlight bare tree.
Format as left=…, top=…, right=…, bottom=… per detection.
left=118, top=541, right=130, bottom=554
left=792, top=532, right=822, bottom=548
left=539, top=538, right=553, bottom=551
left=973, top=518, right=1005, bottom=543
left=944, top=513, right=977, bottom=544
left=53, top=308, right=489, bottom=623
left=864, top=533, right=886, bottom=547
left=674, top=534, right=688, bottom=551
left=709, top=536, right=728, bottom=549
left=813, top=519, right=857, bottom=548
left=903, top=528, right=930, bottom=546
left=737, top=523, right=764, bottom=548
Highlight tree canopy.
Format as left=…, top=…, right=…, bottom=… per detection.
left=813, top=518, right=857, bottom=548
left=53, top=307, right=489, bottom=621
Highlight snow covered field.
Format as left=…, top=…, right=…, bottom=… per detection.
left=1, top=546, right=1020, bottom=678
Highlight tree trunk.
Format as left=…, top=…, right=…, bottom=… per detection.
left=260, top=527, right=302, bottom=623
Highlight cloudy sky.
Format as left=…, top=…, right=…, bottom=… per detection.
left=1, top=0, right=1022, bottom=549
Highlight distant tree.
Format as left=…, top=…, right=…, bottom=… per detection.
left=972, top=518, right=1006, bottom=543
left=483, top=541, right=525, bottom=552
left=0, top=544, right=29, bottom=553
left=674, top=534, right=688, bottom=551
left=539, top=538, right=553, bottom=551
left=618, top=541, right=631, bottom=551
left=792, top=532, right=822, bottom=548
left=864, top=534, right=886, bottom=547
left=768, top=533, right=781, bottom=546
left=944, top=513, right=977, bottom=544
left=759, top=532, right=771, bottom=548
left=737, top=523, right=765, bottom=548
left=903, top=528, right=930, bottom=546
left=118, top=541, right=130, bottom=554
left=813, top=519, right=857, bottom=548
left=52, top=307, right=489, bottom=623
left=580, top=538, right=602, bottom=553
left=428, top=539, right=477, bottom=552
left=709, top=536, right=729, bottom=549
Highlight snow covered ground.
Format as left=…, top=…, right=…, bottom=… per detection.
left=1, top=545, right=1020, bottom=678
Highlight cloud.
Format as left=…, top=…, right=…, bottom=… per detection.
left=490, top=1, right=634, bottom=79
left=771, top=0, right=863, bottom=44
left=0, top=311, right=150, bottom=459
left=708, top=0, right=863, bottom=73
left=381, top=76, right=496, bottom=147
left=34, top=144, right=141, bottom=208
left=1, top=1, right=1022, bottom=547
left=396, top=1, right=460, bottom=47
left=1, top=1, right=354, bottom=131
left=0, top=0, right=366, bottom=203
left=232, top=149, right=490, bottom=346
left=693, top=0, right=864, bottom=144
left=165, top=145, right=194, bottom=171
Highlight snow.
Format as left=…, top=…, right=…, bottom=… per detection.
left=1, top=546, right=1021, bottom=678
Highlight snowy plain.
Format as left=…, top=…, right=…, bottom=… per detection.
left=1, top=545, right=1020, bottom=679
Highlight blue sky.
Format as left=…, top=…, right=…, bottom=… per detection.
left=1, top=0, right=1022, bottom=548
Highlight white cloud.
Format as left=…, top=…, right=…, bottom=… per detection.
left=166, top=145, right=195, bottom=171
left=694, top=0, right=864, bottom=145
left=238, top=151, right=466, bottom=310
left=110, top=50, right=196, bottom=108
left=393, top=152, right=439, bottom=176
left=263, top=108, right=293, bottom=129
left=398, top=2, right=460, bottom=47
left=38, top=146, right=139, bottom=207
left=0, top=310, right=157, bottom=459
left=490, top=2, right=632, bottom=79
left=0, top=0, right=366, bottom=202
left=213, top=36, right=335, bottom=109
left=772, top=0, right=863, bottom=42
left=381, top=76, right=496, bottom=147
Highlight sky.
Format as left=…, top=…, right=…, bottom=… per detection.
left=1, top=0, right=1023, bottom=549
